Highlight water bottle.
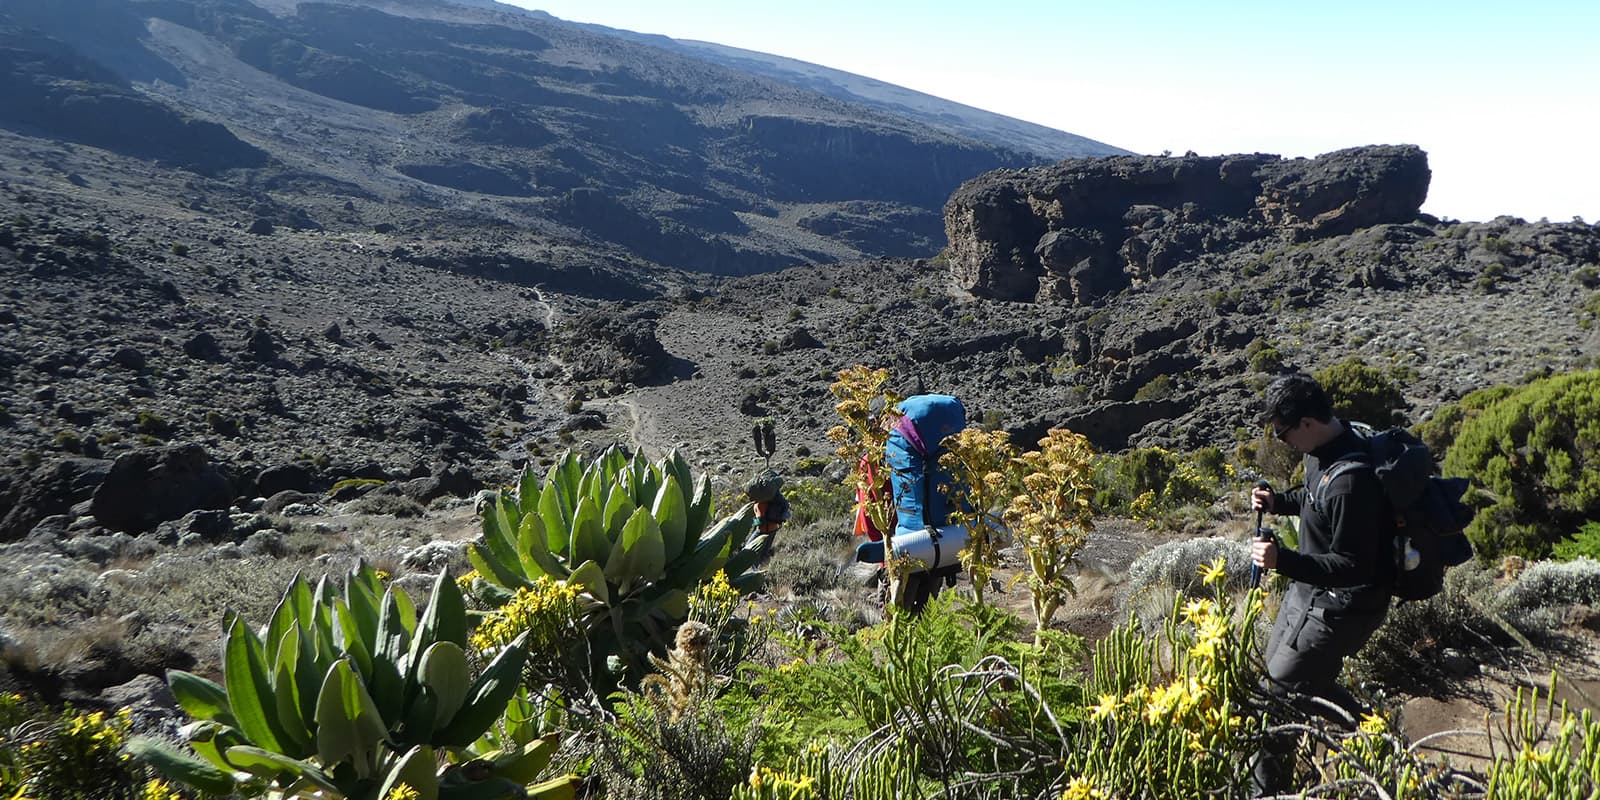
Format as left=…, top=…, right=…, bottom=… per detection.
left=1401, top=537, right=1421, bottom=571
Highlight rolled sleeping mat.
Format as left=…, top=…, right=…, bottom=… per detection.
left=889, top=523, right=969, bottom=573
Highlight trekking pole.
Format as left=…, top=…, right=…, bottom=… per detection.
left=1251, top=479, right=1272, bottom=590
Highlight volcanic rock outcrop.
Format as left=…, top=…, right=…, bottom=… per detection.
left=944, top=145, right=1431, bottom=302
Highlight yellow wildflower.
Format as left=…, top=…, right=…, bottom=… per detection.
left=1089, top=693, right=1120, bottom=721
left=1062, top=775, right=1107, bottom=799
left=1179, top=598, right=1214, bottom=625
left=1519, top=745, right=1551, bottom=764
left=1198, top=558, right=1228, bottom=586
left=1358, top=712, right=1388, bottom=735
left=142, top=779, right=184, bottom=800
left=383, top=785, right=422, bottom=800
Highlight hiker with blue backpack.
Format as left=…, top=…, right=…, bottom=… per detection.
left=853, top=393, right=971, bottom=612
left=1246, top=372, right=1474, bottom=795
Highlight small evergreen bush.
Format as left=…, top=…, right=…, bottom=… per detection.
left=1313, top=356, right=1407, bottom=426
left=1442, top=369, right=1600, bottom=560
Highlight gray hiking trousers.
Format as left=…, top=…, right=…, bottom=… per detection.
left=1251, top=583, right=1388, bottom=796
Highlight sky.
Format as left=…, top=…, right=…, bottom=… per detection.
left=498, top=0, right=1598, bottom=224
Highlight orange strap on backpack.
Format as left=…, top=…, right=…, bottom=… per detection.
left=853, top=456, right=885, bottom=542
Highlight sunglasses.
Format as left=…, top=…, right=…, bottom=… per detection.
left=1271, top=419, right=1299, bottom=442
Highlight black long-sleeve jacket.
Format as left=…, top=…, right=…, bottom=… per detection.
left=1270, top=425, right=1393, bottom=612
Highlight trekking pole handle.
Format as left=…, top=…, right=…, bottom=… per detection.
left=1251, top=480, right=1273, bottom=589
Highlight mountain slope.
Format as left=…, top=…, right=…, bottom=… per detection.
left=0, top=0, right=1125, bottom=274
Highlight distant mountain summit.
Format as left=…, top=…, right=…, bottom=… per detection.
left=0, top=0, right=1126, bottom=275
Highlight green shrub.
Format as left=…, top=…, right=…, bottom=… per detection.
left=1132, top=374, right=1174, bottom=402
left=1095, top=447, right=1229, bottom=523
left=468, top=448, right=767, bottom=695
left=720, top=593, right=1070, bottom=766
left=781, top=478, right=852, bottom=528
left=1497, top=558, right=1600, bottom=625
left=1443, top=369, right=1600, bottom=560
left=1552, top=521, right=1600, bottom=561
left=1248, top=346, right=1284, bottom=374
left=1350, top=563, right=1511, bottom=693
left=0, top=698, right=147, bottom=800
left=1415, top=384, right=1516, bottom=454
left=135, top=411, right=170, bottom=438
left=130, top=564, right=553, bottom=800
left=1313, top=356, right=1407, bottom=426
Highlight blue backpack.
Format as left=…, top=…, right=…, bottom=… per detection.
left=886, top=394, right=967, bottom=533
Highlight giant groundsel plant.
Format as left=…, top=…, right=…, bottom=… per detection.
left=129, top=563, right=574, bottom=800
left=469, top=447, right=767, bottom=687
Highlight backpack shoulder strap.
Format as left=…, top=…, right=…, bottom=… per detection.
left=1313, top=453, right=1371, bottom=510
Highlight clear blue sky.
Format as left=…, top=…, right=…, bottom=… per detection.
left=500, top=0, right=1598, bottom=224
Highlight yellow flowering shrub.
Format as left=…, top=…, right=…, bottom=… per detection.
left=1486, top=678, right=1600, bottom=798
left=939, top=427, right=1018, bottom=604
left=733, top=765, right=820, bottom=800
left=1063, top=561, right=1261, bottom=797
left=0, top=704, right=142, bottom=800
left=1003, top=428, right=1097, bottom=636
left=470, top=575, right=585, bottom=656
left=140, top=779, right=187, bottom=800
left=826, top=365, right=902, bottom=537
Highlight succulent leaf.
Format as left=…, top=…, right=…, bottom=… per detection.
left=652, top=475, right=688, bottom=561
left=538, top=480, right=572, bottom=557
left=569, top=495, right=609, bottom=567
left=418, top=641, right=471, bottom=727
left=410, top=570, right=469, bottom=667
left=723, top=536, right=769, bottom=578
left=222, top=744, right=307, bottom=781
left=333, top=598, right=374, bottom=679
left=517, top=464, right=542, bottom=516
left=602, top=491, right=635, bottom=541
left=492, top=733, right=561, bottom=785
left=370, top=591, right=411, bottom=721
left=435, top=632, right=528, bottom=747
left=482, top=495, right=524, bottom=572
left=224, top=617, right=291, bottom=754
left=263, top=576, right=306, bottom=665
left=378, top=745, right=441, bottom=800
left=271, top=629, right=315, bottom=758
left=469, top=541, right=530, bottom=592
left=126, top=735, right=239, bottom=796
left=605, top=507, right=666, bottom=594
left=344, top=569, right=382, bottom=650
left=516, top=513, right=567, bottom=579
left=566, top=560, right=609, bottom=606
left=179, top=720, right=249, bottom=773
left=685, top=474, right=713, bottom=545
left=314, top=659, right=390, bottom=780
left=167, top=669, right=235, bottom=726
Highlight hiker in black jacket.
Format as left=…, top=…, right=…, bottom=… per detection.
left=1248, top=372, right=1393, bottom=796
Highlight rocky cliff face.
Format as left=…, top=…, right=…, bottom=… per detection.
left=945, top=146, right=1431, bottom=303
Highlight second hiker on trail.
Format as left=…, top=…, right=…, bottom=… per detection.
left=1247, top=372, right=1394, bottom=797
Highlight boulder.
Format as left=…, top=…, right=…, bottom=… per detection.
left=262, top=489, right=317, bottom=515
left=0, top=457, right=112, bottom=542
left=98, top=674, right=181, bottom=736
left=256, top=463, right=313, bottom=496
left=181, top=332, right=222, bottom=361
left=403, top=540, right=467, bottom=571
left=90, top=445, right=234, bottom=533
left=152, top=509, right=234, bottom=545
